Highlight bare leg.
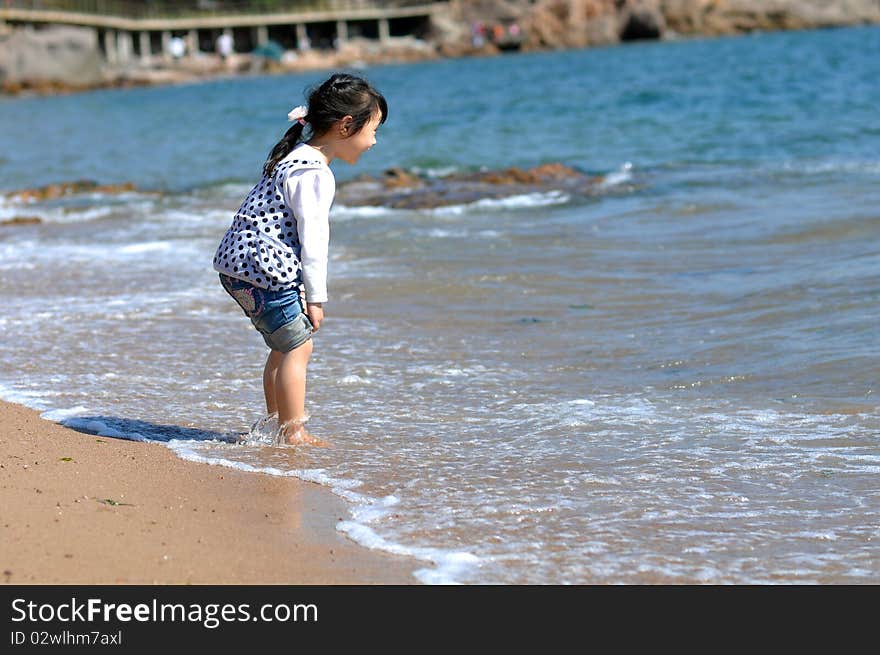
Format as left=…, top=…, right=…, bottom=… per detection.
left=263, top=349, right=284, bottom=416
left=275, top=338, right=329, bottom=446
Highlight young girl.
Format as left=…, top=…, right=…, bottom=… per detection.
left=214, top=73, right=387, bottom=445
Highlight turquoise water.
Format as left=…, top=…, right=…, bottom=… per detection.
left=1, top=26, right=878, bottom=583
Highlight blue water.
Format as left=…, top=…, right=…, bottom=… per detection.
left=1, top=26, right=878, bottom=583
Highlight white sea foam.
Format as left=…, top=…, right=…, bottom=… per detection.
left=156, top=207, right=232, bottom=225
left=408, top=363, right=489, bottom=378
left=0, top=197, right=26, bottom=221
left=0, top=239, right=203, bottom=267
left=0, top=383, right=52, bottom=410
left=206, top=182, right=253, bottom=197
left=332, top=204, right=403, bottom=220
left=424, top=228, right=502, bottom=239
left=0, top=201, right=120, bottom=224
left=338, top=374, right=372, bottom=386
left=432, top=191, right=571, bottom=216
left=531, top=395, right=659, bottom=427
left=599, top=162, right=634, bottom=188
left=410, top=165, right=460, bottom=178
left=337, top=520, right=481, bottom=585
left=40, top=205, right=119, bottom=223
left=118, top=241, right=174, bottom=254
left=348, top=494, right=399, bottom=523
left=41, top=406, right=92, bottom=421
left=779, top=159, right=880, bottom=176
left=0, top=193, right=158, bottom=224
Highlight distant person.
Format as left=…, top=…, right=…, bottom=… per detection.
left=471, top=22, right=485, bottom=48
left=168, top=36, right=185, bottom=59
left=213, top=73, right=388, bottom=446
left=216, top=32, right=233, bottom=61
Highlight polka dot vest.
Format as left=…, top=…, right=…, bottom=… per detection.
left=213, top=145, right=334, bottom=296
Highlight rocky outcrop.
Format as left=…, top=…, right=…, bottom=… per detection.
left=662, top=0, right=880, bottom=35
left=438, top=0, right=666, bottom=51
left=4, top=180, right=137, bottom=203
left=437, top=0, right=880, bottom=54
left=0, top=216, right=42, bottom=227
left=0, top=25, right=105, bottom=93
left=334, top=36, right=438, bottom=66
left=1, top=180, right=141, bottom=227
left=335, top=163, right=606, bottom=209
left=0, top=166, right=602, bottom=217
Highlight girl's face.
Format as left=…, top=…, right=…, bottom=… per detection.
left=336, top=110, right=382, bottom=165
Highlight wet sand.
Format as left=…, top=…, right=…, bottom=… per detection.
left=0, top=400, right=416, bottom=584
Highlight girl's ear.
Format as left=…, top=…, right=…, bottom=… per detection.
left=339, top=115, right=354, bottom=137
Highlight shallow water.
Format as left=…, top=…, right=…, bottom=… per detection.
left=1, top=26, right=878, bottom=583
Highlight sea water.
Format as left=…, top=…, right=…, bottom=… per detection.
left=1, top=26, right=878, bottom=583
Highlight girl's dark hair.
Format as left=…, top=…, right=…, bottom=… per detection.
left=263, top=72, right=388, bottom=175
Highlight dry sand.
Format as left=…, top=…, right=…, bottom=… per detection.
left=0, top=400, right=417, bottom=584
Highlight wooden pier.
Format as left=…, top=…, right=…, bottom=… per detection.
left=0, top=1, right=448, bottom=64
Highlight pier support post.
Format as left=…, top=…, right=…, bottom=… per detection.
left=336, top=20, right=348, bottom=46
left=117, top=30, right=133, bottom=65
left=187, top=29, right=199, bottom=55
left=103, top=30, right=117, bottom=65
left=295, top=23, right=309, bottom=50
left=139, top=31, right=150, bottom=61
left=161, top=31, right=171, bottom=60
left=378, top=18, right=390, bottom=44
left=255, top=25, right=268, bottom=47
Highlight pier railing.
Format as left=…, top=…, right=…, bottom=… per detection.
left=2, top=0, right=441, bottom=18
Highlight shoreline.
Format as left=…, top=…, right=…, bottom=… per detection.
left=0, top=399, right=418, bottom=585
left=3, top=21, right=879, bottom=99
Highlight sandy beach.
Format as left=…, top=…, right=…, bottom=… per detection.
left=0, top=400, right=416, bottom=585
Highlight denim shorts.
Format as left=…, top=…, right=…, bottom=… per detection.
left=219, top=274, right=313, bottom=352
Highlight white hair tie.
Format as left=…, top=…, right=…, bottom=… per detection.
left=287, top=105, right=308, bottom=125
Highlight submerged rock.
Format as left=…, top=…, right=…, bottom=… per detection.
left=0, top=216, right=42, bottom=227
left=4, top=180, right=137, bottom=203
left=335, top=162, right=606, bottom=209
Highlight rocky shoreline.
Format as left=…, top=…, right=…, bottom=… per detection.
left=451, top=0, right=880, bottom=50
left=1, top=163, right=618, bottom=225
left=2, top=0, right=879, bottom=96
left=1, top=180, right=144, bottom=225
left=335, top=163, right=610, bottom=210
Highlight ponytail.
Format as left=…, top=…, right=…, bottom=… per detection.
left=263, top=122, right=305, bottom=176
left=262, top=72, right=388, bottom=177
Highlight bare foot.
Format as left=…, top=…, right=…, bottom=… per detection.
left=283, top=424, right=331, bottom=448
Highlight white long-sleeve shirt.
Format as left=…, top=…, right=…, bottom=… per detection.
left=213, top=143, right=335, bottom=303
